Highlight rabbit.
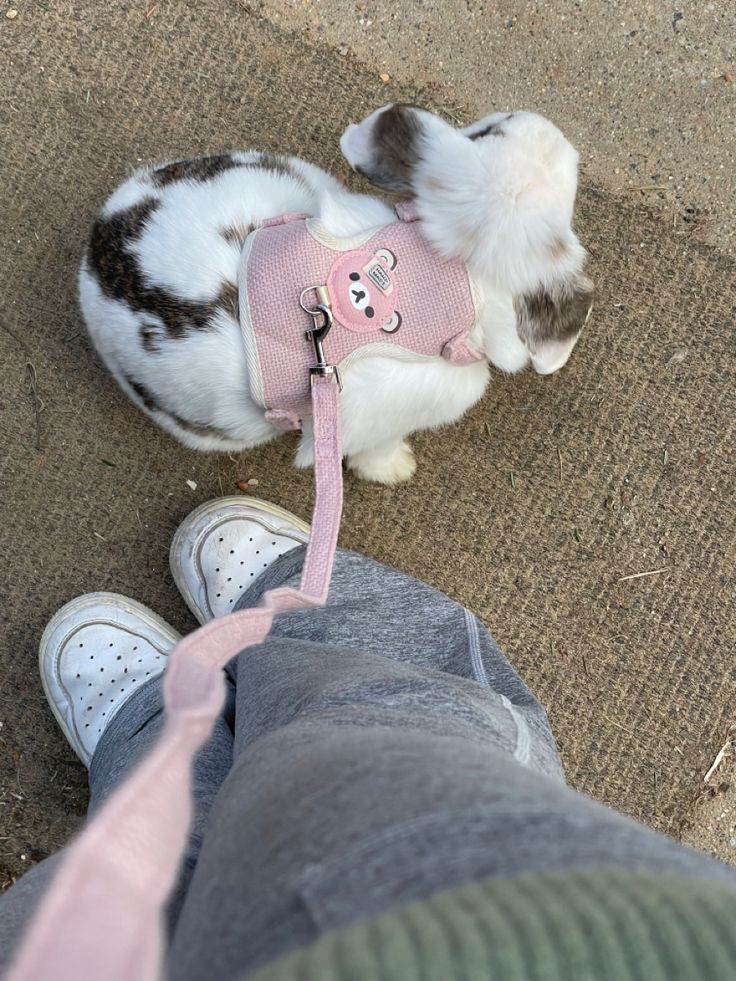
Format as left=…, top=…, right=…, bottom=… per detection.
left=79, top=104, right=593, bottom=485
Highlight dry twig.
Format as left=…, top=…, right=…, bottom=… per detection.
left=704, top=728, right=736, bottom=783
left=617, top=568, right=668, bottom=583
left=605, top=717, right=635, bottom=736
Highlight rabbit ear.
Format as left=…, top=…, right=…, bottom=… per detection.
left=514, top=271, right=594, bottom=374
left=341, top=104, right=423, bottom=194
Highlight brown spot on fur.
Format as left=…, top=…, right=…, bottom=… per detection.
left=468, top=113, right=513, bottom=141
left=358, top=104, right=422, bottom=194
left=139, top=321, right=162, bottom=353
left=151, top=154, right=241, bottom=187
left=122, top=372, right=231, bottom=440
left=514, top=273, right=594, bottom=348
left=151, top=152, right=300, bottom=189
left=217, top=280, right=239, bottom=322
left=124, top=373, right=160, bottom=412
left=221, top=223, right=255, bottom=247
left=88, top=155, right=301, bottom=347
left=169, top=413, right=232, bottom=441
left=249, top=152, right=300, bottom=179
left=87, top=198, right=225, bottom=339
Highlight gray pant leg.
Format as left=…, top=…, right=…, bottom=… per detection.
left=167, top=550, right=736, bottom=981
left=238, top=547, right=563, bottom=778
left=0, top=674, right=235, bottom=971
left=0, top=855, right=65, bottom=973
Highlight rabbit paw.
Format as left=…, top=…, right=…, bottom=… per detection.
left=348, top=441, right=416, bottom=485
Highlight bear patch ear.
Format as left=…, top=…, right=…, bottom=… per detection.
left=375, top=248, right=398, bottom=270
left=381, top=311, right=402, bottom=334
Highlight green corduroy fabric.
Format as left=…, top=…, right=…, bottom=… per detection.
left=248, top=870, right=736, bottom=981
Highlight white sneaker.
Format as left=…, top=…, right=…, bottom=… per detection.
left=169, top=496, right=310, bottom=624
left=39, top=593, right=180, bottom=766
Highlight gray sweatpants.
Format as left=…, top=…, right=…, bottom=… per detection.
left=2, top=549, right=734, bottom=979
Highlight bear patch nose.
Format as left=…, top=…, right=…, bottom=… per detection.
left=346, top=270, right=373, bottom=312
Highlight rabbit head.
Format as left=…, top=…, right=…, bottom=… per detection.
left=340, top=104, right=594, bottom=375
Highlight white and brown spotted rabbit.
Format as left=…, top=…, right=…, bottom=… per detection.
left=79, top=105, right=593, bottom=484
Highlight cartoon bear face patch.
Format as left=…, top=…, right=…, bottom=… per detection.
left=326, top=248, right=402, bottom=335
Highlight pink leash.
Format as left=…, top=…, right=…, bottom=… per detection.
left=7, top=376, right=342, bottom=981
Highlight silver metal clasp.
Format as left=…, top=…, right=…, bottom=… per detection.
left=300, top=287, right=342, bottom=390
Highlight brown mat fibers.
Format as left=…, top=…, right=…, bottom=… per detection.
left=1, top=0, right=734, bottom=889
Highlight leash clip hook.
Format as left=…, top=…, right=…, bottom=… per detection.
left=300, top=288, right=342, bottom=390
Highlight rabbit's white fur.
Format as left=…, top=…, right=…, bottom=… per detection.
left=79, top=106, right=592, bottom=484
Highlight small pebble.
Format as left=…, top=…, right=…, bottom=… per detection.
left=186, top=479, right=197, bottom=491
left=380, top=72, right=391, bottom=83
left=6, top=8, right=18, bottom=18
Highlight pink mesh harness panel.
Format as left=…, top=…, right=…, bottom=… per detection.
left=239, top=210, right=482, bottom=428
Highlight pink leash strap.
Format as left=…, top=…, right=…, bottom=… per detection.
left=7, top=376, right=342, bottom=981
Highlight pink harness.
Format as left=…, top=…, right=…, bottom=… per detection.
left=239, top=206, right=482, bottom=428
left=7, top=210, right=481, bottom=981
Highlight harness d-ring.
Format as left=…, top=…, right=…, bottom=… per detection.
left=299, top=284, right=331, bottom=316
